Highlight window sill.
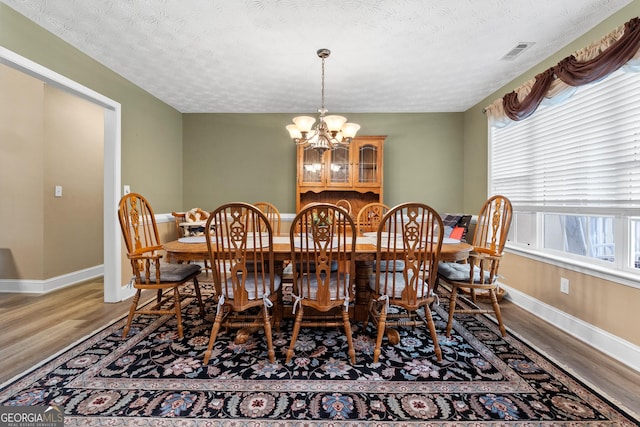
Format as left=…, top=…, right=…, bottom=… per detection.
left=505, top=244, right=640, bottom=290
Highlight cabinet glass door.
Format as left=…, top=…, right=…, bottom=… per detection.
left=358, top=143, right=379, bottom=185
left=328, top=145, right=351, bottom=186
left=300, top=147, right=323, bottom=185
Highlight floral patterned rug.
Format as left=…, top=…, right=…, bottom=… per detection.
left=0, top=283, right=637, bottom=426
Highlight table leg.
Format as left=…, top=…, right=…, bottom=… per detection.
left=273, top=260, right=285, bottom=329
left=354, top=260, right=373, bottom=322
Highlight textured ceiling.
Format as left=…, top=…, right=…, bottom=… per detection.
left=1, top=0, right=632, bottom=113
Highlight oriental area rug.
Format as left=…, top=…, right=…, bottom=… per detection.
left=0, top=283, right=638, bottom=426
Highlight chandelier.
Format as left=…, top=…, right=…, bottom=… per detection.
left=286, top=49, right=360, bottom=155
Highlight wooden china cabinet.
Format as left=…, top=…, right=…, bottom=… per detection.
left=296, top=135, right=385, bottom=215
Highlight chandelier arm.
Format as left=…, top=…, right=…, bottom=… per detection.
left=295, top=128, right=323, bottom=146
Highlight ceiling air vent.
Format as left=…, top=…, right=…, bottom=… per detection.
left=501, top=42, right=535, bottom=60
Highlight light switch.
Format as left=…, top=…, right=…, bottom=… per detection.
left=123, top=185, right=131, bottom=195
left=54, top=185, right=63, bottom=197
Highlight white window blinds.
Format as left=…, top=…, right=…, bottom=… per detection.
left=490, top=68, right=640, bottom=208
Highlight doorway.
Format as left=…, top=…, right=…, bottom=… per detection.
left=0, top=46, right=129, bottom=302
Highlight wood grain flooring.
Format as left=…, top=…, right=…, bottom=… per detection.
left=0, top=276, right=638, bottom=417
left=0, top=278, right=131, bottom=385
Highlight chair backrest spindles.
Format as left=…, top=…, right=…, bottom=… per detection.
left=290, top=203, right=356, bottom=308
left=206, top=203, right=275, bottom=307
left=253, top=201, right=281, bottom=234
left=472, top=195, right=513, bottom=256
left=118, top=193, right=164, bottom=277
left=335, top=199, right=353, bottom=215
left=374, top=202, right=443, bottom=308
left=356, top=202, right=390, bottom=234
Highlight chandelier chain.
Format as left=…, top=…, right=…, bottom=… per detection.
left=320, top=55, right=326, bottom=113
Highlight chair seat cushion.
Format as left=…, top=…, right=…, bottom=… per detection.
left=245, top=260, right=266, bottom=272
left=223, top=274, right=282, bottom=300
left=146, top=262, right=201, bottom=283
left=368, top=271, right=429, bottom=298
left=437, top=262, right=495, bottom=284
left=375, top=260, right=405, bottom=272
left=297, top=272, right=350, bottom=300
left=295, top=260, right=339, bottom=273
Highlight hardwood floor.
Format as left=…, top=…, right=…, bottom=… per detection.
left=496, top=299, right=640, bottom=416
left=0, top=278, right=131, bottom=385
left=1, top=276, right=638, bottom=417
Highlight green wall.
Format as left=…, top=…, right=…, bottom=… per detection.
left=182, top=114, right=296, bottom=212
left=183, top=112, right=465, bottom=214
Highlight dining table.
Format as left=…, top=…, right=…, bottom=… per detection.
left=163, top=233, right=473, bottom=323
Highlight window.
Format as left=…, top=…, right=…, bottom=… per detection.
left=543, top=214, right=615, bottom=262
left=490, top=68, right=640, bottom=281
left=631, top=217, right=640, bottom=269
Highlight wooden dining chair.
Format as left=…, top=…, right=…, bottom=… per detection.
left=171, top=210, right=212, bottom=273
left=438, top=195, right=513, bottom=337
left=202, top=202, right=282, bottom=364
left=253, top=201, right=281, bottom=235
left=366, top=202, right=444, bottom=363
left=335, top=199, right=353, bottom=216
left=356, top=202, right=390, bottom=234
left=171, top=208, right=210, bottom=236
left=118, top=193, right=205, bottom=339
left=286, top=203, right=357, bottom=364
left=171, top=211, right=188, bottom=237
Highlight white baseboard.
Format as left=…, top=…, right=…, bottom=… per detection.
left=501, top=283, right=640, bottom=373
left=0, top=265, right=104, bottom=294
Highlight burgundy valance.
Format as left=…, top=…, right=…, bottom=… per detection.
left=489, top=17, right=640, bottom=124
left=554, top=17, right=640, bottom=86
left=503, top=69, right=555, bottom=121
